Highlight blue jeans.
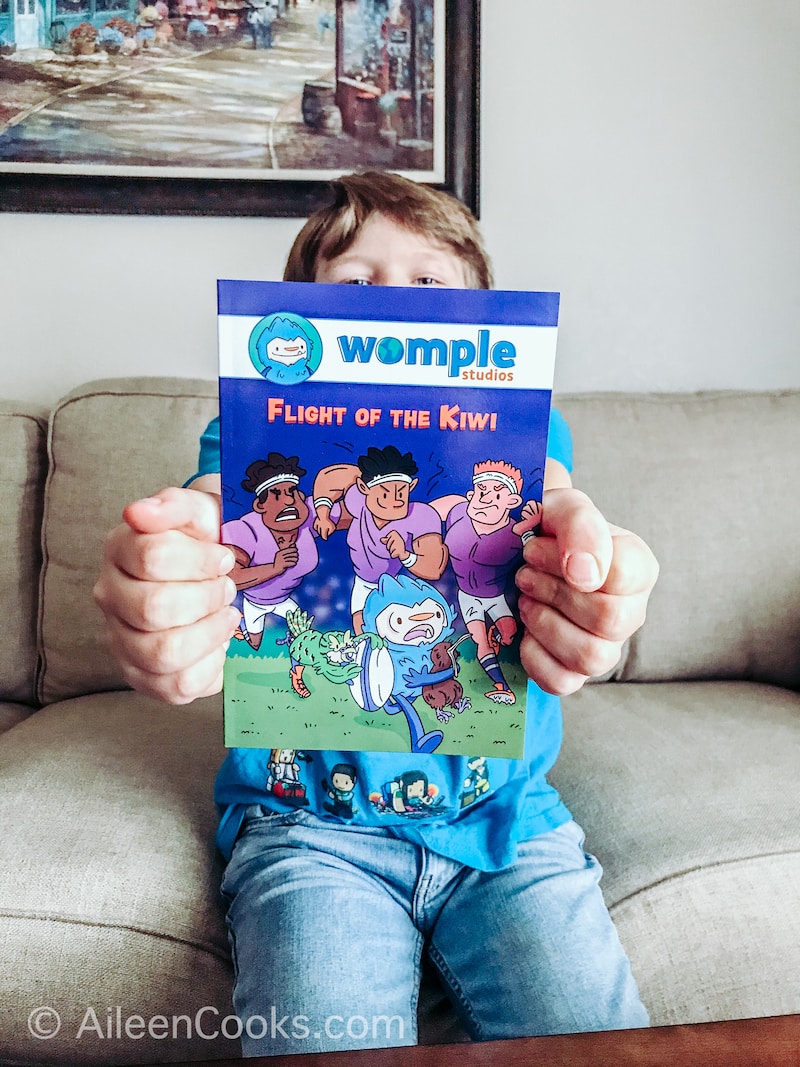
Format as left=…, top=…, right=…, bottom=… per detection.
left=221, top=807, right=648, bottom=1056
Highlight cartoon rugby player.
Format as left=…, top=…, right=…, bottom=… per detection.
left=431, top=460, right=542, bottom=704
left=222, top=454, right=343, bottom=649
left=312, top=445, right=448, bottom=634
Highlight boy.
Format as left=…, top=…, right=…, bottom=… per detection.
left=94, top=172, right=658, bottom=1055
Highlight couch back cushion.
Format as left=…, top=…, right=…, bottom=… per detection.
left=0, top=403, right=48, bottom=706
left=38, top=378, right=218, bottom=705
left=38, top=382, right=799, bottom=702
left=557, top=390, right=800, bottom=688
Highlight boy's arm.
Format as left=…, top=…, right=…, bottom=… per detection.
left=93, top=476, right=240, bottom=704
left=515, top=458, right=659, bottom=695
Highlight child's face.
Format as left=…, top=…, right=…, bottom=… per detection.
left=314, top=213, right=467, bottom=289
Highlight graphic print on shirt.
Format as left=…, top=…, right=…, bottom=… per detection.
left=459, top=756, right=491, bottom=808
left=265, top=749, right=313, bottom=807
left=219, top=280, right=559, bottom=756
left=321, top=762, right=359, bottom=820
left=369, top=769, right=448, bottom=818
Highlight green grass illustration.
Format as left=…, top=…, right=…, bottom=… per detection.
left=223, top=634, right=528, bottom=757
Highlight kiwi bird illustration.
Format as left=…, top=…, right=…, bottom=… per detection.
left=421, top=638, right=471, bottom=717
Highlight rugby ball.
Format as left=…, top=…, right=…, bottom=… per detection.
left=348, top=642, right=394, bottom=711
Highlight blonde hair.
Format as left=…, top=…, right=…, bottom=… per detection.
left=283, top=172, right=493, bottom=289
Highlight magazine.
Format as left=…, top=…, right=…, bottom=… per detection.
left=218, top=280, right=559, bottom=758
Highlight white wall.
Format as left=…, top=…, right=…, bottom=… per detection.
left=2, top=1, right=799, bottom=405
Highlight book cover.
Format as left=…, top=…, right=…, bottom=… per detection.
left=218, top=280, right=558, bottom=758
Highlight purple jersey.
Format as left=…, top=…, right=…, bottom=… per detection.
left=344, top=485, right=442, bottom=583
left=221, top=508, right=318, bottom=605
left=445, top=500, right=522, bottom=598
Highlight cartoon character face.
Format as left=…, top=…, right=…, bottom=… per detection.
left=254, top=480, right=310, bottom=532
left=374, top=596, right=448, bottom=647
left=331, top=770, right=356, bottom=793
left=265, top=335, right=308, bottom=367
left=273, top=749, right=296, bottom=764
left=249, top=314, right=322, bottom=383
left=324, top=632, right=359, bottom=666
left=404, top=777, right=427, bottom=802
left=466, top=479, right=522, bottom=527
left=358, top=477, right=418, bottom=523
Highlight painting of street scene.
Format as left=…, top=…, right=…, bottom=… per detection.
left=0, top=0, right=443, bottom=179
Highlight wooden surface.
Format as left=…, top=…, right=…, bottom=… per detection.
left=161, top=1014, right=800, bottom=1067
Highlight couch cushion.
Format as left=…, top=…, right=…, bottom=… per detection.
left=0, top=402, right=47, bottom=707
left=0, top=702, right=34, bottom=735
left=0, top=690, right=239, bottom=1065
left=552, top=679, right=800, bottom=1025
left=38, top=378, right=218, bottom=705
left=556, top=391, right=800, bottom=687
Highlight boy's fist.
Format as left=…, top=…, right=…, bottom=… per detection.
left=516, top=487, right=658, bottom=695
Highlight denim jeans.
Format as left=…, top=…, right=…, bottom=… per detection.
left=220, top=807, right=649, bottom=1056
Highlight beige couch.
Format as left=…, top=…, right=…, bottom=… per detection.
left=1, top=378, right=798, bottom=1066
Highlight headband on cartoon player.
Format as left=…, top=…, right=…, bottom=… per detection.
left=364, top=473, right=415, bottom=489
left=472, top=470, right=519, bottom=494
left=254, top=473, right=300, bottom=496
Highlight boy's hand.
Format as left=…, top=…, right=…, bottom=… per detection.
left=515, top=487, right=659, bottom=696
left=93, top=485, right=240, bottom=704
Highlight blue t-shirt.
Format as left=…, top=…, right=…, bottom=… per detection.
left=198, top=410, right=574, bottom=871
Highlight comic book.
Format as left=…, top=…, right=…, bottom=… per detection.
left=218, top=280, right=558, bottom=758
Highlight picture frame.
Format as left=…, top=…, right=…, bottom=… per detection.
left=0, top=0, right=479, bottom=216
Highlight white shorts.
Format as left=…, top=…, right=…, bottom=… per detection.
left=350, top=574, right=379, bottom=615
left=242, top=594, right=298, bottom=635
left=458, top=589, right=513, bottom=627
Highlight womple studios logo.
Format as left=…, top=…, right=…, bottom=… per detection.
left=249, top=312, right=323, bottom=385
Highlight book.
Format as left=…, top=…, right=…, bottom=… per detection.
left=218, top=280, right=559, bottom=758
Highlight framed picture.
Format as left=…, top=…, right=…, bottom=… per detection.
left=0, top=0, right=479, bottom=215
